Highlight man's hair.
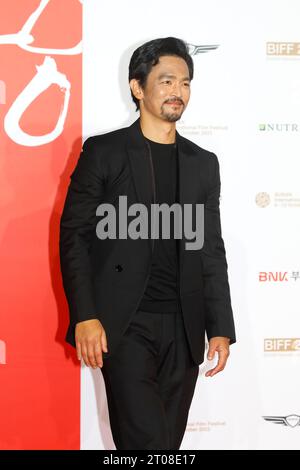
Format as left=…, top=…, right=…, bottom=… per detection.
left=128, top=37, right=193, bottom=112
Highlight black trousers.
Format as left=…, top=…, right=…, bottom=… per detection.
left=101, top=308, right=199, bottom=450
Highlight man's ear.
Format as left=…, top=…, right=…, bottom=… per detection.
left=129, top=78, right=144, bottom=101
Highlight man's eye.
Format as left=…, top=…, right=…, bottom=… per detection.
left=184, top=82, right=190, bottom=87
left=163, top=80, right=171, bottom=84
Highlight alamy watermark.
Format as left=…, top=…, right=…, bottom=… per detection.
left=95, top=196, right=204, bottom=251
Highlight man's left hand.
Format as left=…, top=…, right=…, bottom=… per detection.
left=205, top=336, right=231, bottom=378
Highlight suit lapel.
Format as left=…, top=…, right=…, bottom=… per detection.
left=125, top=118, right=153, bottom=254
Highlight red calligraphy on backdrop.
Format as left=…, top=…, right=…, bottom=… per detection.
left=0, top=0, right=82, bottom=449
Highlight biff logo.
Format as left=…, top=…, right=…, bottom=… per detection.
left=266, top=42, right=300, bottom=55
left=264, top=338, right=300, bottom=352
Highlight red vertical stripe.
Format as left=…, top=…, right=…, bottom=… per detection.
left=0, top=0, right=82, bottom=449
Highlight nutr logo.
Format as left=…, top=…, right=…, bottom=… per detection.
left=0, top=340, right=6, bottom=365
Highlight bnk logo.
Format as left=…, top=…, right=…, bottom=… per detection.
left=259, top=272, right=300, bottom=282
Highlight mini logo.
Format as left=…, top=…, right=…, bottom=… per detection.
left=187, top=44, right=219, bottom=55
left=263, top=415, right=300, bottom=427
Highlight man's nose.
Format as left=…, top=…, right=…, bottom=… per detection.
left=170, top=81, right=182, bottom=97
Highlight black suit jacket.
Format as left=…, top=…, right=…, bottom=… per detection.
left=59, top=117, right=236, bottom=365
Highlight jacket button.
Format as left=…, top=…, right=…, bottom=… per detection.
left=115, top=264, right=123, bottom=272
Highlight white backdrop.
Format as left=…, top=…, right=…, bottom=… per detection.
left=81, top=0, right=300, bottom=450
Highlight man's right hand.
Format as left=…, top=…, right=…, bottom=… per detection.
left=75, top=319, right=108, bottom=368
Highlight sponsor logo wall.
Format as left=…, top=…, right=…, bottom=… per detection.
left=82, top=0, right=300, bottom=450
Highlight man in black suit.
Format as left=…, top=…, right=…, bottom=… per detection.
left=59, top=37, right=236, bottom=450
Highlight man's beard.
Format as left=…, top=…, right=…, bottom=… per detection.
left=160, top=103, right=184, bottom=122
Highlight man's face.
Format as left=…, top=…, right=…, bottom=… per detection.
left=133, top=55, right=191, bottom=122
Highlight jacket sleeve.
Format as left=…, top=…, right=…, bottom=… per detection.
left=201, top=152, right=236, bottom=344
left=59, top=137, right=105, bottom=326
